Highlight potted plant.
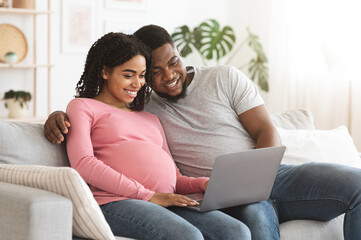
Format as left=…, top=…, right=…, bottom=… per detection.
left=2, top=90, right=32, bottom=118
left=171, top=19, right=269, bottom=91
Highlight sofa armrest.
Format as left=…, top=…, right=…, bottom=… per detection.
left=0, top=181, right=73, bottom=240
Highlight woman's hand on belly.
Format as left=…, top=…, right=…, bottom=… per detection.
left=149, top=193, right=199, bottom=207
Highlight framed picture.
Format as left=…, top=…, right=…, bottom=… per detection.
left=61, top=0, right=97, bottom=53
left=105, top=0, right=148, bottom=11
left=103, top=21, right=144, bottom=35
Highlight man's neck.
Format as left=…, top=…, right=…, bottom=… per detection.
left=185, top=66, right=195, bottom=88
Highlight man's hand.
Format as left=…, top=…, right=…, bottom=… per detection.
left=149, top=193, right=199, bottom=207
left=44, top=111, right=70, bottom=144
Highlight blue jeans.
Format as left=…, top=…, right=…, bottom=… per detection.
left=222, top=163, right=361, bottom=240
left=100, top=199, right=251, bottom=240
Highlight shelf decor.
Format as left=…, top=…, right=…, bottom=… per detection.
left=4, top=52, right=18, bottom=63
left=2, top=90, right=32, bottom=118
left=0, top=0, right=9, bottom=8
left=0, top=23, right=28, bottom=63
left=0, top=2, right=53, bottom=117
left=12, top=0, right=34, bottom=9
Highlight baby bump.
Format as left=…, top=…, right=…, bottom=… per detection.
left=94, top=140, right=177, bottom=192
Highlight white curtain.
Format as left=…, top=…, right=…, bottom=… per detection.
left=262, top=0, right=361, bottom=151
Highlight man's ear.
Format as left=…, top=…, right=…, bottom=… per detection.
left=101, top=66, right=108, bottom=80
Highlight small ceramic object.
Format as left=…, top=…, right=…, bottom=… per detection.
left=5, top=98, right=28, bottom=118
left=0, top=0, right=9, bottom=8
left=4, top=52, right=18, bottom=64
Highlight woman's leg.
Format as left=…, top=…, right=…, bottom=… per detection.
left=100, top=199, right=203, bottom=240
left=168, top=206, right=251, bottom=240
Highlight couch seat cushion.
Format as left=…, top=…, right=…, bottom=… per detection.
left=280, top=214, right=344, bottom=240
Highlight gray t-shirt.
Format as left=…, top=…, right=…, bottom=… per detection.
left=145, top=65, right=264, bottom=177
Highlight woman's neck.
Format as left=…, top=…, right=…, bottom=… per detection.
left=93, top=95, right=132, bottom=112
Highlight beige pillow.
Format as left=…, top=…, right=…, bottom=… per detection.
left=277, top=126, right=361, bottom=168
left=271, top=109, right=315, bottom=130
left=0, top=164, right=115, bottom=240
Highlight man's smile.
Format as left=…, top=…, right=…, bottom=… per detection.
left=164, top=76, right=181, bottom=89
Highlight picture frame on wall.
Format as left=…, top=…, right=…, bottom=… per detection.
left=105, top=0, right=148, bottom=11
left=61, top=0, right=97, bottom=53
left=103, top=21, right=144, bottom=35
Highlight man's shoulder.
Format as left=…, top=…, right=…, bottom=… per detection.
left=193, top=65, right=241, bottom=80
left=193, top=65, right=235, bottom=73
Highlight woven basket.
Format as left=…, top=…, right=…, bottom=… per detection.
left=12, top=0, right=34, bottom=9
left=0, top=24, right=28, bottom=63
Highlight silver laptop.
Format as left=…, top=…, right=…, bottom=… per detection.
left=186, top=146, right=286, bottom=212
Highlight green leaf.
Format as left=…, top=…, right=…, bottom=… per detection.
left=193, top=27, right=203, bottom=50
left=3, top=90, right=32, bottom=101
left=198, top=19, right=236, bottom=61
left=171, top=21, right=269, bottom=91
left=247, top=28, right=268, bottom=63
left=171, top=25, right=195, bottom=57
left=248, top=58, right=269, bottom=92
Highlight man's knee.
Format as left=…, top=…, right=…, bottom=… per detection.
left=241, top=200, right=276, bottom=220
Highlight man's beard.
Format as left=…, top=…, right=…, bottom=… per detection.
left=154, top=79, right=187, bottom=103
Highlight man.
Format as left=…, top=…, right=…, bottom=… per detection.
left=45, top=25, right=361, bottom=239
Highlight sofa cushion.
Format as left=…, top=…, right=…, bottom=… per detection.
left=0, top=120, right=69, bottom=166
left=277, top=126, right=361, bottom=168
left=0, top=164, right=115, bottom=240
left=271, top=109, right=315, bottom=130
left=280, top=214, right=344, bottom=240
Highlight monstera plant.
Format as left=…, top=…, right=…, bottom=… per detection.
left=171, top=19, right=269, bottom=91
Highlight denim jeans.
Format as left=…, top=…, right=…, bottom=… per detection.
left=222, top=162, right=361, bottom=240
left=100, top=199, right=251, bottom=240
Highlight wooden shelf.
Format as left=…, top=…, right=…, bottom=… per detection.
left=0, top=63, right=54, bottom=69
left=0, top=8, right=53, bottom=15
left=0, top=1, right=53, bottom=117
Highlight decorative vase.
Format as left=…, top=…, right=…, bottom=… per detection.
left=12, top=0, right=33, bottom=9
left=6, top=98, right=28, bottom=118
left=4, top=52, right=18, bottom=64
left=0, top=0, right=9, bottom=7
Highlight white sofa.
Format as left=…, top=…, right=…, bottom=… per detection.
left=0, top=109, right=355, bottom=240
left=271, top=109, right=348, bottom=240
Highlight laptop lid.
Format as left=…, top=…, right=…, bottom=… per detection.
left=192, top=146, right=285, bottom=212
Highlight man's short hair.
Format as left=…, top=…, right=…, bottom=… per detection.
left=134, top=24, right=174, bottom=51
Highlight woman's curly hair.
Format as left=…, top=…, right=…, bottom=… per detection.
left=75, top=32, right=152, bottom=111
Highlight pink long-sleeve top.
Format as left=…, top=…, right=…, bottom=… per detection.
left=66, top=98, right=208, bottom=205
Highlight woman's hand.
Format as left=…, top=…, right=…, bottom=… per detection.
left=203, top=181, right=208, bottom=192
left=149, top=193, right=199, bottom=207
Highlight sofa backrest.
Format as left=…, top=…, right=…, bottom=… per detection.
left=0, top=120, right=69, bottom=166
left=271, top=109, right=315, bottom=130
left=0, top=109, right=315, bottom=167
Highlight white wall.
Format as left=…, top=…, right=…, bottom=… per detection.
left=227, top=0, right=272, bottom=69
left=50, top=0, right=232, bottom=114
left=0, top=0, right=233, bottom=117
